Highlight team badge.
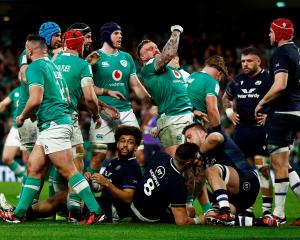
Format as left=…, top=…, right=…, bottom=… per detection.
left=14, top=92, right=19, bottom=97
left=120, top=60, right=128, bottom=67
left=115, top=165, right=121, bottom=171
left=173, top=70, right=181, bottom=79
left=102, top=61, right=109, bottom=67
left=112, top=70, right=122, bottom=81
left=155, top=166, right=165, bottom=179
left=242, top=181, right=251, bottom=191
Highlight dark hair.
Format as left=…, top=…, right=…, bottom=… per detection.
left=241, top=47, right=261, bottom=58
left=136, top=39, right=152, bottom=60
left=175, top=143, right=200, bottom=164
left=115, top=125, right=142, bottom=146
left=182, top=123, right=206, bottom=135
left=26, top=34, right=46, bottom=44
left=68, top=22, right=91, bottom=36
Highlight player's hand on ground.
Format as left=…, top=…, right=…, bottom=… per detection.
left=86, top=52, right=100, bottom=65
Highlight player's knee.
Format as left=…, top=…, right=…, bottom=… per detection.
left=92, top=143, right=108, bottom=154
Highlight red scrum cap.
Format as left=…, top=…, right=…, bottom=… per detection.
left=271, top=18, right=294, bottom=42
left=63, top=30, right=85, bottom=55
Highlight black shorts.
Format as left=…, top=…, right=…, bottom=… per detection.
left=228, top=170, right=260, bottom=214
left=266, top=112, right=300, bottom=147
left=233, top=124, right=268, bottom=157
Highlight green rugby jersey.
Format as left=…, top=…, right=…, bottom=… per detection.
left=93, top=49, right=136, bottom=112
left=54, top=53, right=93, bottom=114
left=26, top=57, right=72, bottom=131
left=140, top=58, right=192, bottom=116
left=187, top=71, right=220, bottom=113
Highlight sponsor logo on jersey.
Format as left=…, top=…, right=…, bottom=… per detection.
left=173, top=70, right=181, bottom=79
left=155, top=166, right=165, bottom=179
left=96, top=134, right=103, bottom=140
left=112, top=70, right=122, bottom=81
left=120, top=60, right=128, bottom=67
left=102, top=61, right=109, bottom=67
left=238, top=88, right=259, bottom=99
left=241, top=88, right=256, bottom=94
left=255, top=80, right=262, bottom=85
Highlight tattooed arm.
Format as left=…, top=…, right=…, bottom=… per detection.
left=154, top=25, right=183, bottom=71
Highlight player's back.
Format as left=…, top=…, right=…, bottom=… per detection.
left=54, top=53, right=92, bottom=113
left=132, top=150, right=186, bottom=221
left=270, top=42, right=300, bottom=111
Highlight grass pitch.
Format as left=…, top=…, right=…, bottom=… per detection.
left=1, top=182, right=300, bottom=240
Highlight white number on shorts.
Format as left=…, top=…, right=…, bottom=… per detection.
left=144, top=178, right=155, bottom=196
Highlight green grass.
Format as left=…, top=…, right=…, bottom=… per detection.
left=1, top=182, right=300, bottom=240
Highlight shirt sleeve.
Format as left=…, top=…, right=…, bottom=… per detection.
left=80, top=60, right=93, bottom=79
left=225, top=80, right=236, bottom=99
left=206, top=78, right=219, bottom=97
left=272, top=52, right=290, bottom=75
left=127, top=54, right=137, bottom=76
left=121, top=163, right=141, bottom=189
left=26, top=64, right=45, bottom=89
left=170, top=180, right=187, bottom=208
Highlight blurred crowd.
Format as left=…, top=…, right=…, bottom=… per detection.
left=0, top=27, right=299, bottom=171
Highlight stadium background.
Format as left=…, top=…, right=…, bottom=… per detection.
left=0, top=0, right=300, bottom=181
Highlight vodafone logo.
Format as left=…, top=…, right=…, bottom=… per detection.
left=112, top=70, right=122, bottom=81
left=173, top=70, right=181, bottom=79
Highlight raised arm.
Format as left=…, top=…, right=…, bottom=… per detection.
left=154, top=25, right=183, bottom=71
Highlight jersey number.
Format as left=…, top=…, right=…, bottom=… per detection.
left=144, top=178, right=155, bottom=196
left=56, top=79, right=68, bottom=103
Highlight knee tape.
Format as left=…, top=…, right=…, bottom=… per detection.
left=72, top=144, right=85, bottom=159
left=92, top=143, right=108, bottom=154
left=267, top=144, right=290, bottom=155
